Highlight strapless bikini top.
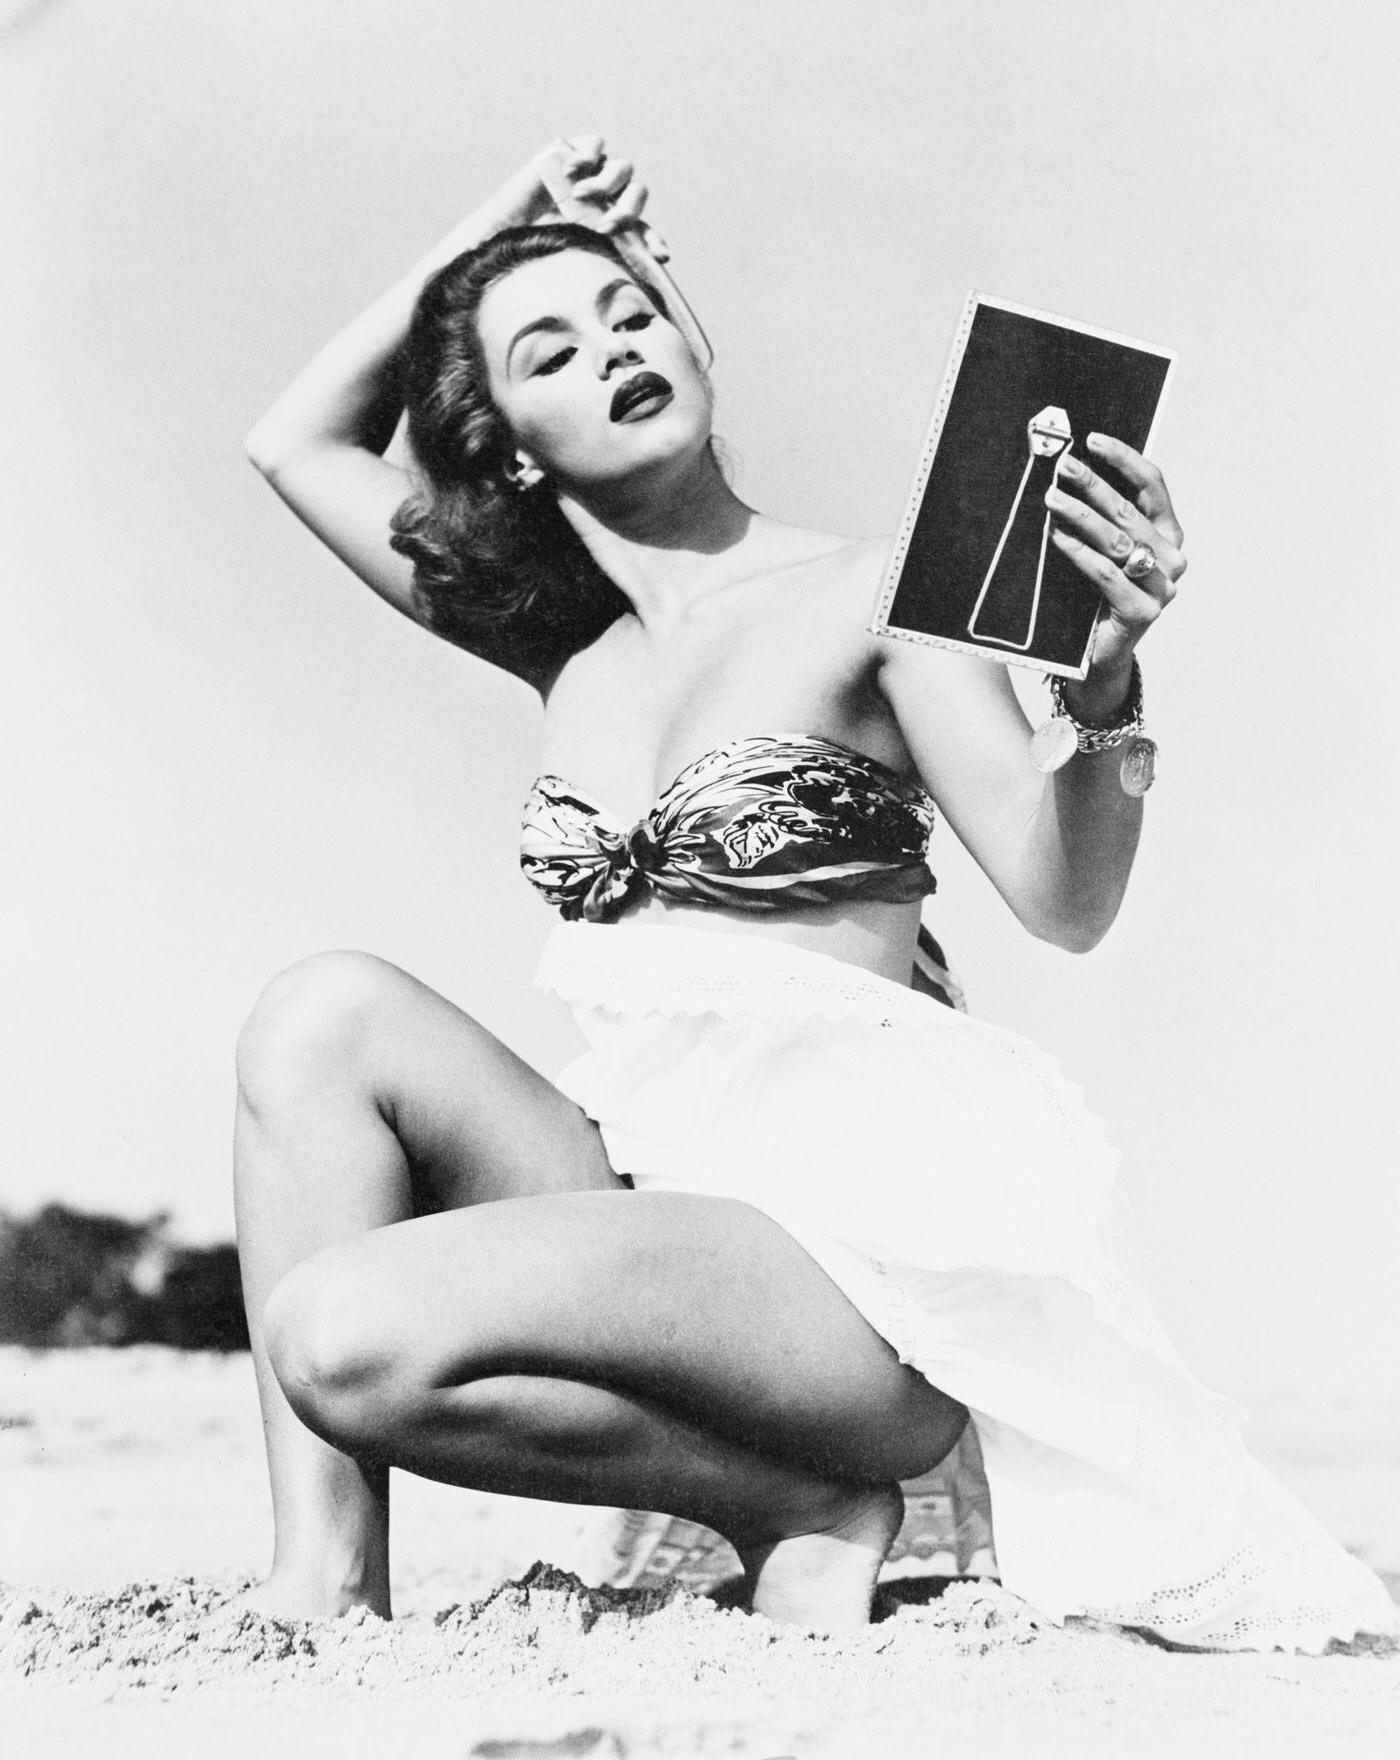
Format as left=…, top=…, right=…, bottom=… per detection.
left=521, top=734, right=963, bottom=1010
left=520, top=733, right=937, bottom=925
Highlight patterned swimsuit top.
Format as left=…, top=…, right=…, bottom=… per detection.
left=521, top=735, right=962, bottom=1005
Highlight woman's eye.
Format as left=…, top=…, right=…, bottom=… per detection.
left=615, top=312, right=653, bottom=332
left=534, top=346, right=576, bottom=376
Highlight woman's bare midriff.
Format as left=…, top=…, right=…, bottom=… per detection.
left=620, top=892, right=927, bottom=985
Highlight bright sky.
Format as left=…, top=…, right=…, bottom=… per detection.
left=3, top=0, right=1397, bottom=1404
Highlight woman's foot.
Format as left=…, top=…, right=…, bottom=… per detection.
left=225, top=1559, right=392, bottom=1622
left=735, top=1481, right=903, bottom=1631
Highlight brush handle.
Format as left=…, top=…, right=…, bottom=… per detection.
left=535, top=144, right=714, bottom=373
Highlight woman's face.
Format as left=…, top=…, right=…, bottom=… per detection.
left=475, top=248, right=712, bottom=492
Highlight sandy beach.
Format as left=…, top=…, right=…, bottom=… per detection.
left=7, top=0, right=1400, bottom=1751
left=3, top=1347, right=1398, bottom=1759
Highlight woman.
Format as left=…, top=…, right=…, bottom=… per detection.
left=238, top=138, right=1394, bottom=1646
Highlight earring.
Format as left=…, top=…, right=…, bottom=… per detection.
left=510, top=464, right=543, bottom=493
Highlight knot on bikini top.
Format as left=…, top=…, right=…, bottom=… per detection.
left=520, top=735, right=937, bottom=925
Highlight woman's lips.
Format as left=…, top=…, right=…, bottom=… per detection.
left=610, top=372, right=674, bottom=422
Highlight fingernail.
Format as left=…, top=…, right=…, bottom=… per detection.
left=1087, top=432, right=1107, bottom=451
left=1058, top=454, right=1085, bottom=480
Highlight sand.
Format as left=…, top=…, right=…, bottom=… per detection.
left=3, top=1347, right=1399, bottom=1759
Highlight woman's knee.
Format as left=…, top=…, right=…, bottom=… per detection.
left=263, top=1255, right=409, bottom=1456
left=235, top=950, right=404, bottom=1110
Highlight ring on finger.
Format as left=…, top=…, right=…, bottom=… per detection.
left=1122, top=541, right=1157, bottom=582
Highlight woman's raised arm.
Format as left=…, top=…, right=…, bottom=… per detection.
left=244, top=137, right=641, bottom=623
left=875, top=436, right=1188, bottom=952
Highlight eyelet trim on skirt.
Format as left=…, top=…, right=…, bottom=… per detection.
left=536, top=917, right=939, bottom=1026
left=534, top=918, right=1399, bottom=1652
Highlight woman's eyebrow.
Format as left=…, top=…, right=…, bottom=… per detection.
left=595, top=276, right=640, bottom=309
left=506, top=278, right=644, bottom=372
left=506, top=315, right=568, bottom=372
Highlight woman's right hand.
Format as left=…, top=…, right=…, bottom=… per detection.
left=514, top=136, right=668, bottom=262
left=244, top=136, right=664, bottom=648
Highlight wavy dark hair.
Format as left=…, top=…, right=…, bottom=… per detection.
left=390, top=223, right=669, bottom=689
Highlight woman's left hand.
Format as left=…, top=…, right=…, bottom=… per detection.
left=1045, top=433, right=1186, bottom=717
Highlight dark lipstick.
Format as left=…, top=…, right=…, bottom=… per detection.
left=610, top=371, right=674, bottom=423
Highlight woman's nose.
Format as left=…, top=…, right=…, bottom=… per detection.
left=596, top=333, right=641, bottom=377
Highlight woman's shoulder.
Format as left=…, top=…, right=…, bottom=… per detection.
left=670, top=522, right=888, bottom=633
left=738, top=528, right=907, bottom=690
left=766, top=527, right=892, bottom=628
left=759, top=522, right=888, bottom=582
left=789, top=531, right=977, bottom=663
left=782, top=532, right=996, bottom=697
left=740, top=525, right=889, bottom=624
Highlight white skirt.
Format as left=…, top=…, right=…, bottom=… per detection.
left=536, top=919, right=1396, bottom=1652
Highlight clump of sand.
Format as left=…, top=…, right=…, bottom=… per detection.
left=6, top=1567, right=1400, bottom=1759
left=0, top=1563, right=1042, bottom=1696
left=7, top=1350, right=1400, bottom=1757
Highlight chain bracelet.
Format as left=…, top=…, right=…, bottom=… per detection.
left=1048, top=659, right=1144, bottom=752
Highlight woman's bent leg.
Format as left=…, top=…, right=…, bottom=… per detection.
left=233, top=950, right=619, bottom=1617
left=264, top=1190, right=968, bottom=1628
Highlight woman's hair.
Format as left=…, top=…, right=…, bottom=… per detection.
left=390, top=223, right=662, bottom=688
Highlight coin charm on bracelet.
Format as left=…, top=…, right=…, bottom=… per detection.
left=1119, top=735, right=1158, bottom=796
left=1030, top=715, right=1080, bottom=773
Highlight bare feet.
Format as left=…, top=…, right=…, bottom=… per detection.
left=735, top=1481, right=903, bottom=1631
left=226, top=1561, right=391, bottom=1622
